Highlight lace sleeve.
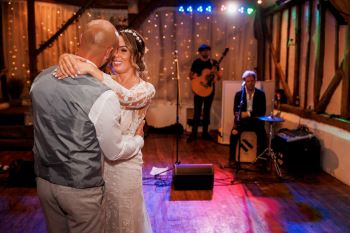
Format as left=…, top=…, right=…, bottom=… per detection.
left=102, top=73, right=156, bottom=109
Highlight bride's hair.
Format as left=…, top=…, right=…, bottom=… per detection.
left=119, top=29, right=148, bottom=79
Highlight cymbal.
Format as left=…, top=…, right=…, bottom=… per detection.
left=258, top=115, right=284, bottom=122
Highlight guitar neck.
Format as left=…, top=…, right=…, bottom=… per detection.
left=216, top=48, right=229, bottom=66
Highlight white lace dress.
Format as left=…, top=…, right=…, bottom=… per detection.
left=101, top=74, right=155, bottom=233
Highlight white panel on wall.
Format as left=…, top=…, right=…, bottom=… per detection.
left=287, top=6, right=296, bottom=95
left=323, top=10, right=341, bottom=115
left=280, top=9, right=289, bottom=86
left=271, top=14, right=279, bottom=82
left=265, top=15, right=271, bottom=81
left=299, top=1, right=310, bottom=108
left=338, top=25, right=348, bottom=64
left=307, top=0, right=319, bottom=110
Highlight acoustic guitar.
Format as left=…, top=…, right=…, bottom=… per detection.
left=191, top=48, right=229, bottom=97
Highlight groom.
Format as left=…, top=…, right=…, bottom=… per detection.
left=30, top=20, right=144, bottom=233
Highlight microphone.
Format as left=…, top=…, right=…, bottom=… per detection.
left=241, top=81, right=245, bottom=87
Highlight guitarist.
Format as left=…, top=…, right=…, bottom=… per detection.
left=187, top=44, right=222, bottom=143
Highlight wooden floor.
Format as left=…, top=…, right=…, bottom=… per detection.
left=1, top=132, right=350, bottom=233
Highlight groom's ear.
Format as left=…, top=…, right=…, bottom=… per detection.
left=101, top=47, right=114, bottom=66
left=105, top=47, right=114, bottom=60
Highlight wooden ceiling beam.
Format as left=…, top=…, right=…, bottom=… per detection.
left=41, top=0, right=128, bottom=9
left=264, top=0, right=307, bottom=16
left=314, top=0, right=326, bottom=109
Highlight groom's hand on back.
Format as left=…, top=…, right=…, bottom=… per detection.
left=135, top=120, right=145, bottom=138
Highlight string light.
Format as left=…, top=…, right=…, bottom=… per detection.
left=186, top=6, right=193, bottom=13
left=220, top=5, right=226, bottom=12
left=4, top=1, right=127, bottom=82
left=178, top=4, right=213, bottom=14
left=205, top=6, right=212, bottom=13
left=247, top=8, right=255, bottom=15
left=177, top=3, right=255, bottom=15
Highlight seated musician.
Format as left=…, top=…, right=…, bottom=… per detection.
left=229, top=70, right=267, bottom=165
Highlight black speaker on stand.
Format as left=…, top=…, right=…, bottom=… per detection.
left=171, top=51, right=214, bottom=190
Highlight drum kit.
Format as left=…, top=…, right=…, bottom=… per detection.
left=255, top=114, right=284, bottom=177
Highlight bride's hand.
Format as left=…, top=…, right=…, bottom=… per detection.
left=57, top=53, right=86, bottom=78
left=54, top=60, right=95, bottom=79
left=54, top=53, right=104, bottom=80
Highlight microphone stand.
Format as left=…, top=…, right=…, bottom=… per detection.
left=234, top=83, right=245, bottom=174
left=154, top=51, right=181, bottom=179
left=174, top=50, right=181, bottom=165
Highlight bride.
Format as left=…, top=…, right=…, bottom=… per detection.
left=57, top=29, right=155, bottom=233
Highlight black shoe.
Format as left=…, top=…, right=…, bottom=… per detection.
left=186, top=135, right=197, bottom=143
left=202, top=133, right=213, bottom=141
left=256, top=160, right=269, bottom=173
left=229, top=160, right=235, bottom=167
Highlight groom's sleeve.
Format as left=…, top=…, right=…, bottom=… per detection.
left=89, top=90, right=144, bottom=161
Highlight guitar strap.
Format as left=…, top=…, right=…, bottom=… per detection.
left=211, top=59, right=216, bottom=70
left=210, top=59, right=219, bottom=71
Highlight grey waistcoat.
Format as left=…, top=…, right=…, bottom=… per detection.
left=30, top=66, right=110, bottom=188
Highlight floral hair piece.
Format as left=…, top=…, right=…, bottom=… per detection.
left=120, top=29, right=142, bottom=44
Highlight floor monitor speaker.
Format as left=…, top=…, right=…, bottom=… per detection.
left=173, top=164, right=214, bottom=190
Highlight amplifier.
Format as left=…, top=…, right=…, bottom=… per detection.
left=277, top=127, right=314, bottom=142
left=173, top=164, right=214, bottom=190
left=273, top=135, right=320, bottom=173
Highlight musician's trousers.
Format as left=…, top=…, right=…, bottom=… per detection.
left=191, top=93, right=214, bottom=137
left=229, top=119, right=266, bottom=162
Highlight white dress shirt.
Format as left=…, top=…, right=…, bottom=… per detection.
left=88, top=86, right=144, bottom=161
left=245, top=87, right=255, bottom=117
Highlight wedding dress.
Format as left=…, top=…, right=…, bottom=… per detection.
left=102, top=74, right=155, bottom=233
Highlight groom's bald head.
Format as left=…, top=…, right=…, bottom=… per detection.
left=77, top=19, right=118, bottom=67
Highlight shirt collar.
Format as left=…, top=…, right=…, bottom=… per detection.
left=245, top=87, right=255, bottom=95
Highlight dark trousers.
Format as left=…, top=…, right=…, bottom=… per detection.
left=190, top=93, right=214, bottom=137
left=229, top=119, right=266, bottom=162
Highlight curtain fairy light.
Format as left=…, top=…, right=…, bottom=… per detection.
left=1, top=1, right=127, bottom=81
